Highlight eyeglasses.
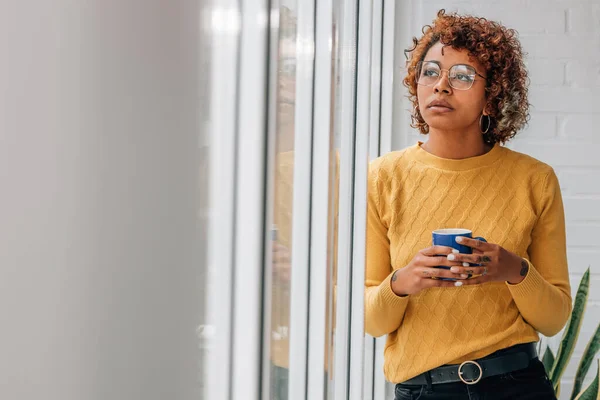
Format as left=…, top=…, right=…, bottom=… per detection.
left=415, top=61, right=487, bottom=91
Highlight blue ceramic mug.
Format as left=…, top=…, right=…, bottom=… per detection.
left=432, top=228, right=486, bottom=280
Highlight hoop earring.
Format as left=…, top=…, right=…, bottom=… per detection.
left=480, top=114, right=491, bottom=134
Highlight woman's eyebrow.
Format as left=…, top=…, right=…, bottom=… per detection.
left=423, top=60, right=476, bottom=69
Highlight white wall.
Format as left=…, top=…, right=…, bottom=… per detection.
left=0, top=1, right=204, bottom=399
left=392, top=1, right=600, bottom=398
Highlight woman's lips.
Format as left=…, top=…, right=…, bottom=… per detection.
left=427, top=99, right=454, bottom=113
left=428, top=105, right=454, bottom=113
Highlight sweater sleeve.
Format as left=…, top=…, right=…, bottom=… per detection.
left=364, top=160, right=409, bottom=337
left=507, top=170, right=572, bottom=337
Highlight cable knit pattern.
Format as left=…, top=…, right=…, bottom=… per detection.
left=365, top=142, right=572, bottom=384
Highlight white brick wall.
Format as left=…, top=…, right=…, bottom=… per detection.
left=393, top=1, right=600, bottom=398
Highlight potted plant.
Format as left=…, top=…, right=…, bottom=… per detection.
left=541, top=267, right=599, bottom=399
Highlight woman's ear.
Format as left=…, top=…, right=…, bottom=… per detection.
left=483, top=103, right=492, bottom=116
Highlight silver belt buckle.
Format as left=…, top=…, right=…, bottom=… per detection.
left=458, top=360, right=483, bottom=385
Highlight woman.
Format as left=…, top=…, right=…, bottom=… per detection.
left=364, top=10, right=571, bottom=400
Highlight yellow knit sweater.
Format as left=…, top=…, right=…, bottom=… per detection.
left=365, top=142, right=572, bottom=384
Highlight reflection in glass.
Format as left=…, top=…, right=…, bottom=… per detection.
left=268, top=3, right=297, bottom=400
left=267, top=2, right=343, bottom=398
left=325, top=18, right=340, bottom=400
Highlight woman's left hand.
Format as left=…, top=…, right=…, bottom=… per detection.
left=446, top=236, right=530, bottom=285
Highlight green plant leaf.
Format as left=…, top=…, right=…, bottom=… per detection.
left=557, top=381, right=562, bottom=398
left=572, top=322, right=600, bottom=399
left=551, top=267, right=591, bottom=390
left=573, top=360, right=599, bottom=400
left=542, top=346, right=556, bottom=375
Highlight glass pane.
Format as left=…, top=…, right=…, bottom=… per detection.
left=326, top=0, right=360, bottom=395
left=268, top=2, right=298, bottom=399
left=199, top=2, right=212, bottom=395
left=326, top=9, right=340, bottom=398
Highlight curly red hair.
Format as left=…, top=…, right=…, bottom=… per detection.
left=404, top=9, right=530, bottom=144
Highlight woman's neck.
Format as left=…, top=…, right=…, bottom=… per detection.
left=421, top=131, right=492, bottom=160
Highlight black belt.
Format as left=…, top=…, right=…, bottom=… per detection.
left=401, top=343, right=538, bottom=386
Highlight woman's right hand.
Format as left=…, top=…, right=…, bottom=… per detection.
left=390, top=246, right=470, bottom=296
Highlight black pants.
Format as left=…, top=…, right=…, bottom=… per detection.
left=394, top=358, right=557, bottom=400
left=271, top=365, right=289, bottom=400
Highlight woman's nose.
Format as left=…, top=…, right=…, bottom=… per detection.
left=433, top=71, right=452, bottom=93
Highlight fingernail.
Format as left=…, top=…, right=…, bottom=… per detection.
left=447, top=254, right=456, bottom=261
left=463, top=262, right=470, bottom=267
left=461, top=274, right=469, bottom=279
left=454, top=281, right=463, bottom=287
left=452, top=249, right=459, bottom=254
left=450, top=267, right=460, bottom=273
left=455, top=237, right=463, bottom=243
